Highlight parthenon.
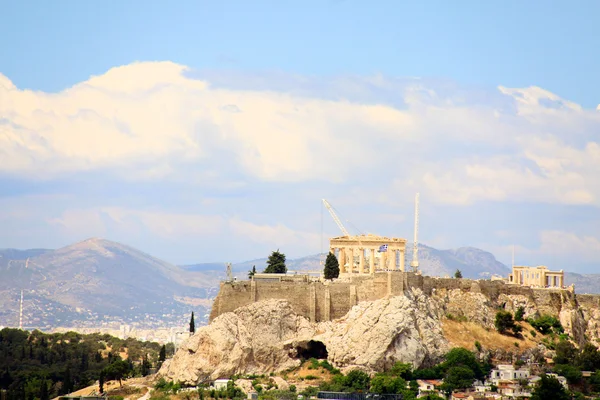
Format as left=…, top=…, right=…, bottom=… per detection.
left=329, top=234, right=407, bottom=274
left=508, top=265, right=565, bottom=288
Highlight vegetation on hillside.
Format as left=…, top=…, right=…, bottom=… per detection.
left=0, top=328, right=170, bottom=400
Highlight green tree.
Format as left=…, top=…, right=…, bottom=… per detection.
left=99, top=371, right=105, bottom=394
left=343, top=369, right=371, bottom=391
left=495, top=311, right=517, bottom=335
left=554, top=340, right=577, bottom=365
left=189, top=312, right=195, bottom=334
left=454, top=269, right=463, bottom=278
left=577, top=343, right=600, bottom=371
left=103, top=359, right=130, bottom=387
left=248, top=265, right=257, bottom=279
left=324, top=252, right=340, bottom=279
left=514, top=306, right=525, bottom=321
left=391, top=362, right=413, bottom=380
left=159, top=345, right=166, bottom=364
left=443, top=347, right=484, bottom=379
left=553, top=364, right=582, bottom=384
left=443, top=366, right=475, bottom=391
left=370, top=374, right=405, bottom=394
left=264, top=250, right=287, bottom=274
left=531, top=374, right=569, bottom=400
left=39, top=378, right=49, bottom=400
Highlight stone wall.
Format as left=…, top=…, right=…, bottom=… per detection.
left=209, top=272, right=598, bottom=323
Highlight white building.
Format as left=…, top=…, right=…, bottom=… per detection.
left=212, top=379, right=231, bottom=391
left=488, top=364, right=530, bottom=385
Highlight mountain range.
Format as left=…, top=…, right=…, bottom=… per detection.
left=0, top=238, right=597, bottom=330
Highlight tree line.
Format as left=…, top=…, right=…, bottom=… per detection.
left=0, top=328, right=171, bottom=400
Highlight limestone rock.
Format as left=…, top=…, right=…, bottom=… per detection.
left=234, top=379, right=254, bottom=395
left=159, top=289, right=449, bottom=385
left=158, top=299, right=315, bottom=384
left=311, top=289, right=448, bottom=372
left=433, top=288, right=495, bottom=327
left=272, top=377, right=290, bottom=391
left=497, top=294, right=537, bottom=319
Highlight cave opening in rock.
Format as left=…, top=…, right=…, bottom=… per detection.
left=296, top=340, right=328, bottom=360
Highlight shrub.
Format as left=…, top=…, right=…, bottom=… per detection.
left=495, top=311, right=516, bottom=334
left=304, top=375, right=318, bottom=380
left=530, top=329, right=537, bottom=337
left=474, top=341, right=482, bottom=352
left=515, top=306, right=525, bottom=321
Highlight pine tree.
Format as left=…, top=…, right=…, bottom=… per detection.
left=189, top=312, right=196, bottom=334
left=264, top=250, right=287, bottom=273
left=323, top=252, right=340, bottom=279
left=248, top=265, right=257, bottom=279
left=454, top=269, right=463, bottom=278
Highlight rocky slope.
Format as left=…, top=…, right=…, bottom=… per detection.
left=159, top=289, right=450, bottom=385
left=160, top=284, right=600, bottom=384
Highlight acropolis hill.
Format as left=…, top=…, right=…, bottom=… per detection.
left=160, top=234, right=600, bottom=385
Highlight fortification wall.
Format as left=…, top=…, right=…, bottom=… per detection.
left=208, top=272, right=598, bottom=323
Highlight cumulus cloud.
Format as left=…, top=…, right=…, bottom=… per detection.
left=1, top=61, right=599, bottom=207
left=1, top=61, right=600, bottom=265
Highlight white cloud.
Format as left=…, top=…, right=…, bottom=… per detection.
left=1, top=61, right=599, bottom=208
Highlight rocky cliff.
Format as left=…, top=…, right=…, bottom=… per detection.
left=160, top=280, right=600, bottom=385
left=159, top=288, right=449, bottom=384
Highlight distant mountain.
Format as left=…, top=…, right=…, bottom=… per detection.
left=2, top=238, right=596, bottom=331
left=195, top=245, right=511, bottom=280
left=0, top=238, right=214, bottom=329
left=564, top=273, right=600, bottom=295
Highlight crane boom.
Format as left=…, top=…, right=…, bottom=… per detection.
left=322, top=199, right=350, bottom=236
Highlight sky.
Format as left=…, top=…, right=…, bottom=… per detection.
left=0, top=0, right=599, bottom=272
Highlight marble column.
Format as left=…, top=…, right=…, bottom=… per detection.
left=389, top=249, right=396, bottom=271
left=399, top=249, right=405, bottom=272
left=359, top=249, right=365, bottom=274
left=369, top=248, right=375, bottom=274
left=339, top=248, right=346, bottom=274
left=348, top=247, right=355, bottom=273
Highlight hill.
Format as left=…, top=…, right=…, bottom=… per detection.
left=1, top=238, right=597, bottom=331
left=0, top=238, right=213, bottom=329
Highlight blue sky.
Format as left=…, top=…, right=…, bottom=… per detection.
left=1, top=1, right=599, bottom=271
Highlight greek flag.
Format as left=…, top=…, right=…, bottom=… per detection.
left=378, top=244, right=388, bottom=252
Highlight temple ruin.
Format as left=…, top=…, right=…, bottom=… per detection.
left=329, top=234, right=408, bottom=274
left=508, top=265, right=565, bottom=289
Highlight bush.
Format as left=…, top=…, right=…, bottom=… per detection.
left=515, top=306, right=525, bottom=321
left=304, top=375, right=318, bottom=380
left=495, top=311, right=516, bottom=335
left=474, top=341, right=482, bottom=352
left=530, top=329, right=537, bottom=337
left=529, top=315, right=563, bottom=335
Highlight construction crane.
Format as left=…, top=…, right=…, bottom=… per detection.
left=410, top=193, right=420, bottom=273
left=322, top=199, right=350, bottom=237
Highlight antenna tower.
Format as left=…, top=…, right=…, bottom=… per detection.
left=410, top=193, right=420, bottom=273
left=19, top=258, right=29, bottom=330
left=225, top=262, right=233, bottom=282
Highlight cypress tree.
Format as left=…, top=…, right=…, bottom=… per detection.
left=323, top=252, right=340, bottom=279
left=189, top=312, right=195, bottom=334
left=99, top=371, right=105, bottom=394
left=39, top=379, right=49, bottom=400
